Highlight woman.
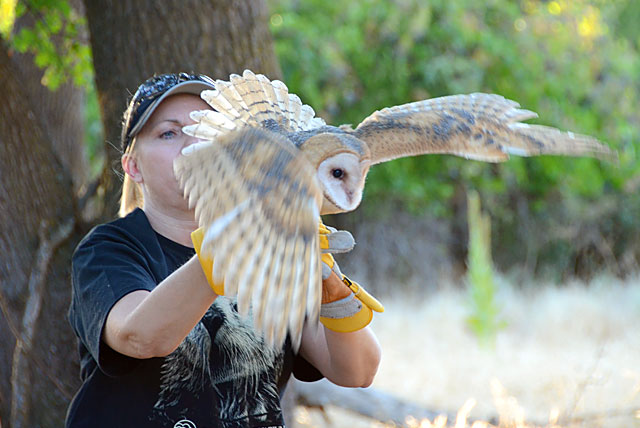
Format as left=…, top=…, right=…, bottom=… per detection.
left=66, top=73, right=381, bottom=428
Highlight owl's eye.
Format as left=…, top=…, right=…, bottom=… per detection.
left=332, top=168, right=345, bottom=179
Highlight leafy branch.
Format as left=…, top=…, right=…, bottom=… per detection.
left=2, top=0, right=93, bottom=89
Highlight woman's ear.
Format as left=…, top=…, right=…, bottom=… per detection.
left=122, top=153, right=143, bottom=183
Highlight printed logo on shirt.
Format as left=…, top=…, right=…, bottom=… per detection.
left=173, top=419, right=197, bottom=428
left=152, top=298, right=285, bottom=427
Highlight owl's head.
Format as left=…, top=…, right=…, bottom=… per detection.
left=317, top=152, right=370, bottom=214
left=301, top=131, right=372, bottom=215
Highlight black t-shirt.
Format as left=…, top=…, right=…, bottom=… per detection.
left=66, top=208, right=321, bottom=428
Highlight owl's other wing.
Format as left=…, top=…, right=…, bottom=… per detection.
left=349, top=93, right=615, bottom=165
left=174, top=128, right=324, bottom=350
left=183, top=69, right=326, bottom=142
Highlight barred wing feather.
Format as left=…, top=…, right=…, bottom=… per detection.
left=351, top=93, right=615, bottom=165
left=183, top=70, right=326, bottom=142
left=174, top=128, right=324, bottom=350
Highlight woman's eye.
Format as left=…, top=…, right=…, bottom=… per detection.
left=160, top=129, right=178, bottom=139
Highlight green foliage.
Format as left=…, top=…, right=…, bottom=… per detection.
left=465, top=190, right=507, bottom=347
left=3, top=0, right=92, bottom=89
left=269, top=0, right=640, bottom=276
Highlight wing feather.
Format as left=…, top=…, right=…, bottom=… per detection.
left=174, top=127, right=323, bottom=349
left=272, top=238, right=296, bottom=347
left=286, top=235, right=306, bottom=350
left=352, top=93, right=615, bottom=165
left=245, top=226, right=274, bottom=325
left=260, top=233, right=285, bottom=344
left=271, top=80, right=292, bottom=128
left=304, top=232, right=321, bottom=322
left=215, top=77, right=252, bottom=123
left=233, top=222, right=268, bottom=317
left=182, top=70, right=326, bottom=145
left=257, top=74, right=285, bottom=122
left=220, top=210, right=257, bottom=296
left=249, top=229, right=275, bottom=331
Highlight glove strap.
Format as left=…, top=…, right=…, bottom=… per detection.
left=342, top=276, right=384, bottom=313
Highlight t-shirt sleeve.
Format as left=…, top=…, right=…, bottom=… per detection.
left=69, top=225, right=159, bottom=376
left=292, top=354, right=323, bottom=382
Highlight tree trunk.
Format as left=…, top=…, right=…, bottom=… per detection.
left=0, top=41, right=82, bottom=427
left=83, top=0, right=282, bottom=218
left=1, top=1, right=282, bottom=426
left=9, top=1, right=90, bottom=194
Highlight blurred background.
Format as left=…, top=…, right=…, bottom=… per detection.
left=1, top=0, right=638, bottom=426
left=271, top=0, right=639, bottom=286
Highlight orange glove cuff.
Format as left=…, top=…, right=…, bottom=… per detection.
left=319, top=276, right=384, bottom=333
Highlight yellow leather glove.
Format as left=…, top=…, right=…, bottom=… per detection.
left=318, top=222, right=353, bottom=280
left=191, top=227, right=225, bottom=295
left=318, top=222, right=384, bottom=333
left=192, top=223, right=385, bottom=332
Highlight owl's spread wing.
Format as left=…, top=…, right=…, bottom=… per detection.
left=174, top=128, right=324, bottom=350
left=183, top=69, right=326, bottom=142
left=350, top=93, right=615, bottom=165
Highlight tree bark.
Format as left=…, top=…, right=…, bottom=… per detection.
left=9, top=1, right=89, bottom=194
left=83, top=0, right=282, bottom=218
left=1, top=1, right=283, bottom=426
left=0, top=41, right=81, bottom=428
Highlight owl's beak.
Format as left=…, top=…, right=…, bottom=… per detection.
left=345, top=189, right=355, bottom=203
left=343, top=186, right=363, bottom=210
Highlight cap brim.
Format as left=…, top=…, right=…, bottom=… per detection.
left=128, top=80, right=216, bottom=138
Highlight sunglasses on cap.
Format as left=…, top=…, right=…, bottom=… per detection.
left=121, top=72, right=216, bottom=151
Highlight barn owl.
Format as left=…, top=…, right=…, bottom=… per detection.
left=174, top=70, right=614, bottom=349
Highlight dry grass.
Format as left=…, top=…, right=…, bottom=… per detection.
left=295, top=275, right=640, bottom=427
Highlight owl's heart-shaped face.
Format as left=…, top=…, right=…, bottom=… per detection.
left=317, top=152, right=370, bottom=214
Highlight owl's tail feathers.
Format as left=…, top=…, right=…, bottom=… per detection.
left=505, top=123, right=618, bottom=162
left=196, top=69, right=325, bottom=135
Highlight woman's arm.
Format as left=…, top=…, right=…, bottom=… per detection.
left=103, top=256, right=217, bottom=359
left=298, top=272, right=382, bottom=387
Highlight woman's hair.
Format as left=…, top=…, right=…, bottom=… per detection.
left=119, top=140, right=144, bottom=217
left=117, top=73, right=216, bottom=217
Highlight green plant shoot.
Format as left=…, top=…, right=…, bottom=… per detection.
left=466, top=190, right=507, bottom=347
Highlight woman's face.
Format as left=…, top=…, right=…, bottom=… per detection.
left=125, top=93, right=211, bottom=214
